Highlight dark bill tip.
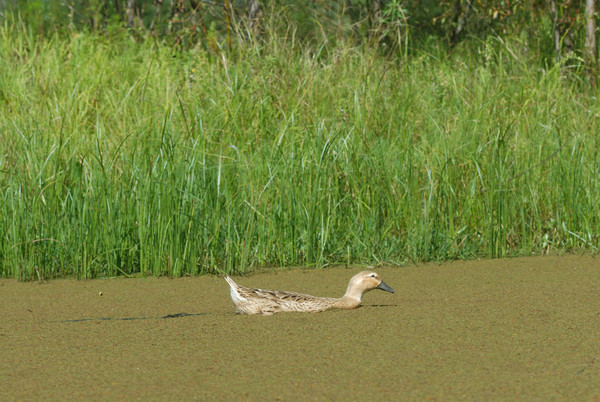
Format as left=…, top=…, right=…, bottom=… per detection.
left=377, top=280, right=394, bottom=293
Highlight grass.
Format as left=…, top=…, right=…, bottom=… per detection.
left=1, top=19, right=599, bottom=279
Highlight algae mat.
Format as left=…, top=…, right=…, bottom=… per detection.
left=1, top=255, right=599, bottom=400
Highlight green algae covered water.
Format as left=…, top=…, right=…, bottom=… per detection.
left=2, top=255, right=599, bottom=399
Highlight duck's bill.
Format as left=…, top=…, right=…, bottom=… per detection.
left=377, top=280, right=394, bottom=293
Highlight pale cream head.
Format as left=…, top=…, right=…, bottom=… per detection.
left=343, top=271, right=394, bottom=303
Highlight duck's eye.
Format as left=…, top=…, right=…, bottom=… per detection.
left=370, top=274, right=376, bottom=278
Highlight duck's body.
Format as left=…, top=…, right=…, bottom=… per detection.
left=225, top=271, right=394, bottom=315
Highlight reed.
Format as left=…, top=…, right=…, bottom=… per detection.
left=1, top=22, right=598, bottom=279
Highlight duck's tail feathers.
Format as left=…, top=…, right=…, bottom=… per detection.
left=225, top=276, right=246, bottom=304
left=224, top=275, right=237, bottom=289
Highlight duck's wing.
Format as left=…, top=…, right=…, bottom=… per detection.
left=227, top=276, right=319, bottom=301
left=253, top=288, right=340, bottom=313
left=251, top=287, right=321, bottom=302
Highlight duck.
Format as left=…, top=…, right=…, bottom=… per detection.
left=224, top=271, right=394, bottom=315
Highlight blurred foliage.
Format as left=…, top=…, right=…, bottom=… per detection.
left=0, top=1, right=596, bottom=62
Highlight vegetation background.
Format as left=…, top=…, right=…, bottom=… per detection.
left=1, top=0, right=599, bottom=279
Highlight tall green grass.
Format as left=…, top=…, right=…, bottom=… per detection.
left=1, top=21, right=599, bottom=279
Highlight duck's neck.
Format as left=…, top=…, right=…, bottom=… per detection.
left=335, top=286, right=363, bottom=309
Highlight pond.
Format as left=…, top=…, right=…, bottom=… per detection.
left=2, top=255, right=599, bottom=399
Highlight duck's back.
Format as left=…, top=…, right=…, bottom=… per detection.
left=247, top=287, right=339, bottom=315
left=225, top=277, right=338, bottom=315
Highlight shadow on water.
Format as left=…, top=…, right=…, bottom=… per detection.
left=365, top=304, right=399, bottom=308
left=58, top=307, right=395, bottom=322
left=59, top=312, right=209, bottom=323
left=59, top=306, right=396, bottom=322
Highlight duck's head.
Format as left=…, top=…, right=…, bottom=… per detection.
left=344, top=271, right=394, bottom=302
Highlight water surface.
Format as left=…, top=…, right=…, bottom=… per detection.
left=2, top=255, right=599, bottom=399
